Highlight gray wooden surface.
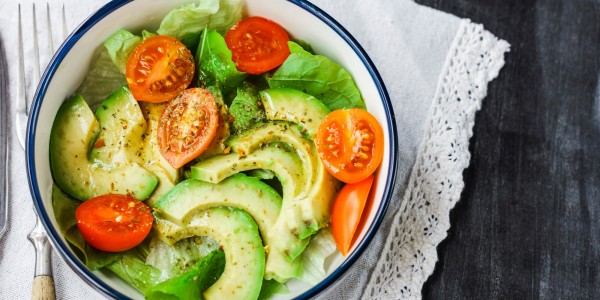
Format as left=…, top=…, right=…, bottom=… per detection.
left=417, top=0, right=600, bottom=298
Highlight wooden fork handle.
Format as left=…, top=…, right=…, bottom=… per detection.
left=32, top=275, right=56, bottom=300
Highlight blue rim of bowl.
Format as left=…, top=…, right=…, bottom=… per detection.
left=26, top=0, right=398, bottom=299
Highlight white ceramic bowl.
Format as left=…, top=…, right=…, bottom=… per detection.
left=27, top=0, right=398, bottom=298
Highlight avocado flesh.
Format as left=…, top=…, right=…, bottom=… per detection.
left=90, top=87, right=179, bottom=206
left=260, top=88, right=330, bottom=138
left=138, top=102, right=180, bottom=207
left=191, top=145, right=307, bottom=200
left=156, top=207, right=264, bottom=300
left=154, top=174, right=281, bottom=244
left=227, top=122, right=339, bottom=239
left=90, top=86, right=147, bottom=167
left=193, top=121, right=338, bottom=281
left=190, top=146, right=307, bottom=281
left=50, top=94, right=157, bottom=200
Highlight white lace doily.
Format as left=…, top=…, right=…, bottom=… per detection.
left=363, top=20, right=510, bottom=299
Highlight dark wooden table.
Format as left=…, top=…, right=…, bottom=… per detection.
left=416, top=0, right=600, bottom=298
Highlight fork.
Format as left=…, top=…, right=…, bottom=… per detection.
left=17, top=3, right=67, bottom=300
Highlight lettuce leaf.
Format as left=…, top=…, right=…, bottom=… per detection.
left=146, top=236, right=221, bottom=280
left=297, top=229, right=338, bottom=285
left=157, top=0, right=242, bottom=51
left=268, top=41, right=366, bottom=110
left=105, top=248, right=162, bottom=293
left=76, top=49, right=126, bottom=108
left=103, top=29, right=142, bottom=74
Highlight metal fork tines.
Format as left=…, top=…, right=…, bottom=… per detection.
left=18, top=3, right=68, bottom=300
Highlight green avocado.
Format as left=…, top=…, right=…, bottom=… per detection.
left=154, top=173, right=281, bottom=240
left=260, top=88, right=330, bottom=138
left=90, top=86, right=147, bottom=166
left=156, top=207, right=264, bottom=300
left=192, top=121, right=339, bottom=281
left=49, top=94, right=157, bottom=200
left=138, top=101, right=180, bottom=207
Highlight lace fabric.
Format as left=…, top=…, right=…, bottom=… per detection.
left=363, top=20, right=510, bottom=299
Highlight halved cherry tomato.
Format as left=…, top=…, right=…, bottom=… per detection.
left=315, top=109, right=384, bottom=183
left=126, top=35, right=195, bottom=103
left=157, top=88, right=219, bottom=168
left=75, top=194, right=153, bottom=252
left=331, top=176, right=374, bottom=256
left=225, top=16, right=290, bottom=75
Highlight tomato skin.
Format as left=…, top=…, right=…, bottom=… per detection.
left=126, top=35, right=195, bottom=103
left=315, top=109, right=384, bottom=184
left=75, top=194, right=153, bottom=252
left=225, top=16, right=290, bottom=75
left=331, top=176, right=374, bottom=256
left=158, top=88, right=219, bottom=168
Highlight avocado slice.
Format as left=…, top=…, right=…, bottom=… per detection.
left=193, top=121, right=339, bottom=281
left=260, top=88, right=330, bottom=138
left=138, top=102, right=180, bottom=207
left=50, top=94, right=157, bottom=200
left=90, top=86, right=147, bottom=166
left=227, top=122, right=339, bottom=240
left=156, top=207, right=264, bottom=300
left=154, top=173, right=281, bottom=241
left=191, top=145, right=307, bottom=201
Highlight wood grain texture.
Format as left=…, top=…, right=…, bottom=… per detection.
left=415, top=0, right=600, bottom=298
left=31, top=276, right=55, bottom=300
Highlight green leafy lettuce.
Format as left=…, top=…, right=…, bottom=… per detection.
left=76, top=49, right=126, bottom=108
left=297, top=229, right=338, bottom=285
left=103, top=29, right=142, bottom=74
left=268, top=41, right=366, bottom=110
left=196, top=29, right=247, bottom=94
left=157, top=0, right=242, bottom=51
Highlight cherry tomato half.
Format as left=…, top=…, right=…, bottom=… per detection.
left=157, top=88, right=219, bottom=168
left=75, top=194, right=153, bottom=252
left=126, top=35, right=195, bottom=103
left=331, top=176, right=374, bottom=256
left=315, top=109, right=384, bottom=183
left=225, top=16, right=290, bottom=75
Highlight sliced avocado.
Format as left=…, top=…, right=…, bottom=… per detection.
left=156, top=207, right=264, bottom=300
left=191, top=145, right=307, bottom=200
left=227, top=122, right=317, bottom=187
left=260, top=88, right=330, bottom=138
left=138, top=102, right=180, bottom=207
left=50, top=95, right=157, bottom=200
left=227, top=121, right=338, bottom=239
left=90, top=86, right=147, bottom=167
left=154, top=173, right=303, bottom=281
left=196, top=86, right=231, bottom=160
left=194, top=122, right=338, bottom=280
left=155, top=174, right=281, bottom=239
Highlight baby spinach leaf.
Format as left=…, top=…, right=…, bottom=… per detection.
left=196, top=30, right=247, bottom=94
left=268, top=41, right=365, bottom=110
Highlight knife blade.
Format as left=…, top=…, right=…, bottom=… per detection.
left=0, top=37, right=9, bottom=238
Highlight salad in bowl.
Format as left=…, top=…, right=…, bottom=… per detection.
left=29, top=0, right=397, bottom=299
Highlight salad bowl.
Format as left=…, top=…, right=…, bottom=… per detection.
left=26, top=0, right=398, bottom=298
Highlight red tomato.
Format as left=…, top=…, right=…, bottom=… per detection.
left=75, top=194, right=153, bottom=252
left=157, top=88, right=219, bottom=168
left=330, top=176, right=374, bottom=256
left=126, top=35, right=195, bottom=103
left=315, top=109, right=384, bottom=183
left=225, top=16, right=290, bottom=75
